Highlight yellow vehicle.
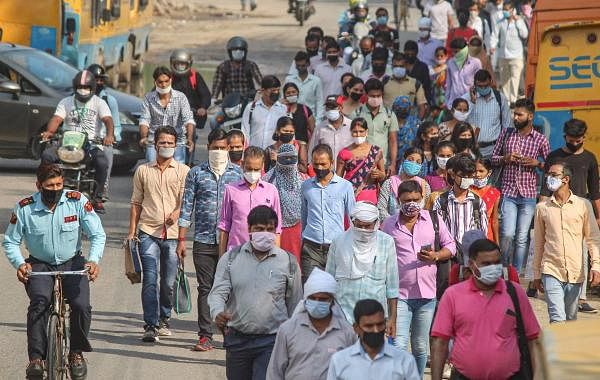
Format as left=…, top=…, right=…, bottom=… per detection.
left=525, top=0, right=600, bottom=157
left=0, top=0, right=152, bottom=87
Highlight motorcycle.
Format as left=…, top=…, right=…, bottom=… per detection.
left=294, top=0, right=315, bottom=26
left=340, top=21, right=371, bottom=65
left=209, top=92, right=248, bottom=133
left=54, top=131, right=97, bottom=199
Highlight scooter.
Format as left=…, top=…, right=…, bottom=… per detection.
left=340, top=21, right=371, bottom=65
left=210, top=92, right=248, bottom=132
left=54, top=131, right=98, bottom=199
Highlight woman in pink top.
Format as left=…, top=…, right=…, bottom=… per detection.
left=425, top=141, right=456, bottom=193
left=336, top=118, right=385, bottom=203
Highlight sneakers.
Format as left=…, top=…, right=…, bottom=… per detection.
left=25, top=359, right=44, bottom=379
left=142, top=325, right=159, bottom=342
left=68, top=352, right=87, bottom=380
left=193, top=336, right=214, bottom=352
left=158, top=318, right=172, bottom=336
left=92, top=200, right=106, bottom=214
left=579, top=302, right=598, bottom=314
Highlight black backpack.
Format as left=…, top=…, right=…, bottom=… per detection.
left=437, top=190, right=483, bottom=262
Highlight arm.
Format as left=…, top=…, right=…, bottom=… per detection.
left=490, top=128, right=507, bottom=167
left=251, top=61, right=263, bottom=88
left=298, top=142, right=308, bottom=174
left=301, top=185, right=308, bottom=231
left=431, top=337, right=450, bottom=380
left=490, top=22, right=500, bottom=52
left=211, top=64, right=223, bottom=99
left=583, top=200, right=600, bottom=283
left=241, top=103, right=252, bottom=143
left=266, top=328, right=289, bottom=380
left=377, top=179, right=391, bottom=222
left=492, top=195, right=501, bottom=243
left=385, top=236, right=399, bottom=336
left=532, top=205, right=545, bottom=284
left=315, top=79, right=325, bottom=122
left=344, top=182, right=357, bottom=219
left=307, top=115, right=316, bottom=136
left=207, top=251, right=233, bottom=321
left=177, top=170, right=197, bottom=257
left=387, top=116, right=399, bottom=174
left=195, top=73, right=212, bottom=109
left=138, top=96, right=152, bottom=144
left=286, top=261, right=303, bottom=316
left=587, top=157, right=600, bottom=221
left=272, top=190, right=284, bottom=236
left=516, top=18, right=529, bottom=40
left=336, top=155, right=346, bottom=177
left=2, top=205, right=27, bottom=269
left=101, top=116, right=115, bottom=146
left=107, top=96, right=122, bottom=142
left=219, top=230, right=229, bottom=257
left=79, top=195, right=107, bottom=264
left=128, top=167, right=144, bottom=240
left=437, top=215, right=457, bottom=259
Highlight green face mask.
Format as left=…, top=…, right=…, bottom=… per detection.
left=454, top=46, right=469, bottom=69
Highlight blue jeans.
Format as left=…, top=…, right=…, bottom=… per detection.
left=395, top=298, right=436, bottom=378
left=542, top=274, right=581, bottom=323
left=224, top=329, right=275, bottom=380
left=138, top=232, right=179, bottom=327
left=145, top=144, right=187, bottom=164
left=500, top=196, right=536, bottom=273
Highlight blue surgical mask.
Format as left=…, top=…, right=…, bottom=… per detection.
left=476, top=86, right=492, bottom=97
left=503, top=10, right=511, bottom=19
left=402, top=160, right=422, bottom=177
left=474, top=263, right=503, bottom=285
left=377, top=16, right=388, bottom=26
left=392, top=66, right=407, bottom=79
left=305, top=299, right=331, bottom=319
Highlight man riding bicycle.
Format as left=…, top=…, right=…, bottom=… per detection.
left=2, top=164, right=106, bottom=380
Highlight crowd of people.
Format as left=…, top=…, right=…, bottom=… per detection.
left=3, top=1, right=600, bottom=380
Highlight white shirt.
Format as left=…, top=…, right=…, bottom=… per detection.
left=313, top=61, right=352, bottom=98
left=54, top=95, right=112, bottom=141
left=426, top=1, right=456, bottom=41
left=308, top=116, right=353, bottom=165
left=491, top=16, right=529, bottom=60
left=241, top=98, right=288, bottom=149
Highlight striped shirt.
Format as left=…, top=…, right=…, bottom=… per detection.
left=463, top=90, right=512, bottom=147
left=433, top=190, right=488, bottom=252
left=491, top=128, right=550, bottom=198
left=139, top=89, right=195, bottom=144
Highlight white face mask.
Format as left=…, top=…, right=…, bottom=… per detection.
left=158, top=146, right=175, bottom=158
left=286, top=95, right=298, bottom=104
left=436, top=156, right=450, bottom=169
left=546, top=176, right=563, bottom=192
left=418, top=30, right=430, bottom=39
left=352, top=226, right=377, bottom=244
left=473, top=263, right=503, bottom=285
left=353, top=136, right=367, bottom=145
left=76, top=88, right=91, bottom=97
left=208, top=149, right=229, bottom=175
left=326, top=109, right=340, bottom=122
left=231, top=49, right=245, bottom=61
left=244, top=170, right=261, bottom=184
left=453, top=109, right=470, bottom=122
left=459, top=177, right=475, bottom=190
left=156, top=85, right=171, bottom=95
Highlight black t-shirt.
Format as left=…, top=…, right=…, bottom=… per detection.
left=408, top=60, right=432, bottom=105
left=541, top=147, right=600, bottom=199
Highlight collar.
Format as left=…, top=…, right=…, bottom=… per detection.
left=350, top=340, right=391, bottom=359
left=199, top=160, right=237, bottom=172
left=237, top=178, right=266, bottom=188
left=468, top=276, right=505, bottom=294
left=447, top=189, right=475, bottom=201
left=33, top=190, right=66, bottom=212
left=550, top=191, right=575, bottom=206
left=149, top=159, right=177, bottom=168
left=298, top=309, right=343, bottom=331
left=311, top=173, right=340, bottom=187
left=395, top=209, right=428, bottom=229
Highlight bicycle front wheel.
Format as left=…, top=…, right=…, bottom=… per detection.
left=47, top=314, right=66, bottom=380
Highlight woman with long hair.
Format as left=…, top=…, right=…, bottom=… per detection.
left=439, top=97, right=470, bottom=141
left=413, top=121, right=440, bottom=176
left=264, top=116, right=308, bottom=173
left=341, top=77, right=366, bottom=116
left=450, top=121, right=480, bottom=159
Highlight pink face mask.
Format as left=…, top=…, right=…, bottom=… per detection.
left=368, top=96, right=383, bottom=108
left=249, top=231, right=276, bottom=252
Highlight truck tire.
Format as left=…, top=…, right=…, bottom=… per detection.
left=119, top=41, right=133, bottom=83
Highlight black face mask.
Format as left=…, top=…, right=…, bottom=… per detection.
left=362, top=330, right=385, bottom=350
left=269, top=92, right=280, bottom=103
left=229, top=150, right=243, bottom=162
left=456, top=138, right=473, bottom=151
left=350, top=92, right=362, bottom=101
left=297, top=66, right=309, bottom=75
left=41, top=188, right=63, bottom=207
left=307, top=48, right=319, bottom=57
left=514, top=119, right=529, bottom=129
left=372, top=64, right=386, bottom=75
left=405, top=56, right=417, bottom=65
left=429, top=136, right=440, bottom=148
left=565, top=142, right=583, bottom=152
left=395, top=110, right=409, bottom=119
left=327, top=55, right=339, bottom=65
left=279, top=133, right=294, bottom=143
left=314, top=168, right=331, bottom=179
left=95, top=84, right=104, bottom=95
left=361, top=49, right=372, bottom=57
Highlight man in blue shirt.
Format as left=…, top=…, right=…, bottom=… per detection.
left=2, top=164, right=106, bottom=380
left=177, top=128, right=242, bottom=352
left=301, top=143, right=355, bottom=283
left=327, top=299, right=419, bottom=380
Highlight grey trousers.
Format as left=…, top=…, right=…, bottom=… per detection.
left=300, top=240, right=330, bottom=283
left=193, top=242, right=219, bottom=337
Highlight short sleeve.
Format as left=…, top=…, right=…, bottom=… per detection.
left=96, top=97, right=112, bottom=119
left=430, top=289, right=455, bottom=339
left=131, top=166, right=145, bottom=205
left=54, top=98, right=68, bottom=119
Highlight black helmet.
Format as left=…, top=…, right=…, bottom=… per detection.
left=72, top=70, right=96, bottom=102
left=86, top=63, right=108, bottom=80
left=170, top=49, right=192, bottom=75
left=226, top=36, right=248, bottom=61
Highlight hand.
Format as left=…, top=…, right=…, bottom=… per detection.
left=165, top=209, right=180, bottom=226
left=533, top=279, right=544, bottom=293
left=103, top=134, right=115, bottom=147
left=85, top=262, right=100, bottom=281
left=197, top=108, right=207, bottom=117
left=386, top=318, right=396, bottom=338
left=490, top=48, right=496, bottom=55
left=470, top=86, right=477, bottom=103
left=139, top=137, right=148, bottom=147
left=126, top=232, right=137, bottom=241
left=520, top=157, right=540, bottom=168
left=418, top=249, right=437, bottom=263
left=590, top=270, right=600, bottom=287
left=40, top=131, right=54, bottom=142
left=370, top=168, right=384, bottom=181
left=17, top=263, right=32, bottom=284
left=176, top=241, right=186, bottom=259
left=386, top=163, right=396, bottom=177
left=215, top=311, right=232, bottom=331
left=503, top=152, right=520, bottom=164
left=187, top=139, right=194, bottom=153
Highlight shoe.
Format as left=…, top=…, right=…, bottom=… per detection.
left=68, top=352, right=88, bottom=380
left=93, top=200, right=106, bottom=214
left=250, top=3, right=257, bottom=11
left=578, top=302, right=598, bottom=314
left=142, top=325, right=159, bottom=342
left=526, top=282, right=537, bottom=298
left=158, top=318, right=172, bottom=336
left=193, top=336, right=214, bottom=351
left=443, top=363, right=453, bottom=379
left=25, top=359, right=44, bottom=379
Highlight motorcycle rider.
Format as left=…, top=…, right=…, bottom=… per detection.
left=41, top=70, right=115, bottom=214
left=370, top=7, right=399, bottom=51
left=351, top=35, right=374, bottom=77
left=211, top=37, right=263, bottom=102
left=339, top=0, right=371, bottom=36
left=86, top=64, right=121, bottom=201
left=170, top=49, right=211, bottom=164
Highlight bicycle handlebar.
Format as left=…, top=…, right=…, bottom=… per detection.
left=27, top=268, right=90, bottom=276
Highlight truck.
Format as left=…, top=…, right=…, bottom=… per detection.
left=525, top=0, right=600, bottom=158
left=0, top=0, right=152, bottom=88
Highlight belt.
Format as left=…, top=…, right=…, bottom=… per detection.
left=303, top=239, right=330, bottom=251
left=478, top=140, right=496, bottom=148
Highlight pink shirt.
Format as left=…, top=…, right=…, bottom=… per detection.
left=381, top=210, right=456, bottom=299
left=431, top=278, right=541, bottom=380
left=218, top=179, right=283, bottom=250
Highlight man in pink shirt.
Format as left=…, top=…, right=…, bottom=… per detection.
left=380, top=180, right=456, bottom=378
left=218, top=146, right=282, bottom=255
left=430, top=238, right=540, bottom=380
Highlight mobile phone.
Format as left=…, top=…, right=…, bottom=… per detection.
left=420, top=244, right=432, bottom=252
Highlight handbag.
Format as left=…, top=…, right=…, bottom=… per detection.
left=123, top=238, right=142, bottom=284
left=173, top=260, right=192, bottom=314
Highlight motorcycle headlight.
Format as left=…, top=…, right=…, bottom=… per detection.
left=57, top=146, right=85, bottom=164
left=224, top=104, right=242, bottom=118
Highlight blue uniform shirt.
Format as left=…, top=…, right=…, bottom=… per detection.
left=3, top=190, right=106, bottom=269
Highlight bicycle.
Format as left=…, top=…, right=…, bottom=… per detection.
left=28, top=269, right=89, bottom=380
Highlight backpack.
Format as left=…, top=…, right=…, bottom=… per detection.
left=189, top=69, right=198, bottom=90
left=429, top=209, right=450, bottom=300
left=437, top=190, right=483, bottom=262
